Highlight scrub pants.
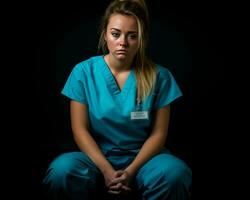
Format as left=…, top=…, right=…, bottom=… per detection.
left=43, top=149, right=192, bottom=200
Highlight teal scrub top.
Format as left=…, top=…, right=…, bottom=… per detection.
left=61, top=55, right=182, bottom=154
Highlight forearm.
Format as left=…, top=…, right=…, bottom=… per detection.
left=73, top=130, right=114, bottom=174
left=126, top=106, right=170, bottom=176
left=70, top=101, right=114, bottom=175
left=125, top=133, right=166, bottom=176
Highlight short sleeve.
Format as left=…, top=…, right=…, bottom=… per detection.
left=61, top=64, right=88, bottom=104
left=153, top=67, right=183, bottom=109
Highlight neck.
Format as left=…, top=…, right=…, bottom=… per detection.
left=105, top=54, right=133, bottom=73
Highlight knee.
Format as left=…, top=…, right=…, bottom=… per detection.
left=43, top=153, right=80, bottom=189
left=145, top=159, right=192, bottom=190
left=50, top=153, right=76, bottom=176
left=164, top=161, right=192, bottom=189
left=138, top=154, right=192, bottom=199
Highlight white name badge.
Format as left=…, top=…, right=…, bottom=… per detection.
left=131, top=111, right=149, bottom=120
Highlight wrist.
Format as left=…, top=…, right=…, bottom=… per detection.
left=100, top=163, right=114, bottom=175
left=125, top=166, right=136, bottom=177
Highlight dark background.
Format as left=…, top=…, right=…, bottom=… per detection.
left=4, top=0, right=227, bottom=199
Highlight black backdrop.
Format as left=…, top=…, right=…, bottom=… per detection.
left=4, top=0, right=227, bottom=199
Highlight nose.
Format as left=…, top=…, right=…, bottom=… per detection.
left=119, top=35, right=128, bottom=47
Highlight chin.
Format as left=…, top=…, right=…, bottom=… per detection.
left=116, top=54, right=127, bottom=60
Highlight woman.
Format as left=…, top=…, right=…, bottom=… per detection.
left=43, top=0, right=192, bottom=199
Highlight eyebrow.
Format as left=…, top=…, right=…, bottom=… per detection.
left=110, top=28, right=138, bottom=34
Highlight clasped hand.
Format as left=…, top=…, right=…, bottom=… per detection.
left=105, top=170, right=132, bottom=195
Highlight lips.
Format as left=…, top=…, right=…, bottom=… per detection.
left=116, top=49, right=127, bottom=54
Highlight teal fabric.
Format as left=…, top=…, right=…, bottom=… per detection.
left=61, top=55, right=182, bottom=153
left=43, top=55, right=192, bottom=200
left=43, top=150, right=192, bottom=200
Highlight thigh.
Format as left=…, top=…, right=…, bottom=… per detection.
left=44, top=151, right=101, bottom=189
left=43, top=152, right=104, bottom=199
left=49, top=151, right=99, bottom=173
left=135, top=149, right=192, bottom=189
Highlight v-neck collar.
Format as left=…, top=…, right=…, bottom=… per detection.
left=100, top=55, right=134, bottom=96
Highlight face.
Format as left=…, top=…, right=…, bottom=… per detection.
left=105, top=14, right=139, bottom=62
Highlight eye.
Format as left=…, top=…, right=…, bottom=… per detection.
left=111, top=32, right=120, bottom=38
left=129, top=34, right=138, bottom=39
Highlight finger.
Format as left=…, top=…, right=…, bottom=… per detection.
left=110, top=176, right=125, bottom=185
left=109, top=184, right=132, bottom=193
left=121, top=185, right=132, bottom=191
left=109, top=183, right=123, bottom=191
left=108, top=189, right=121, bottom=194
left=114, top=170, right=124, bottom=177
left=107, top=178, right=122, bottom=187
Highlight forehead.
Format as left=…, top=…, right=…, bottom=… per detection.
left=107, top=14, right=138, bottom=31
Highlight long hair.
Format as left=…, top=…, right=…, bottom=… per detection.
left=98, top=0, right=157, bottom=102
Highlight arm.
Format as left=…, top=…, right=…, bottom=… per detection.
left=70, top=100, right=115, bottom=179
left=71, top=100, right=131, bottom=192
left=125, top=105, right=170, bottom=177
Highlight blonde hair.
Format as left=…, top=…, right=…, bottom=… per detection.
left=98, top=0, right=156, bottom=102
